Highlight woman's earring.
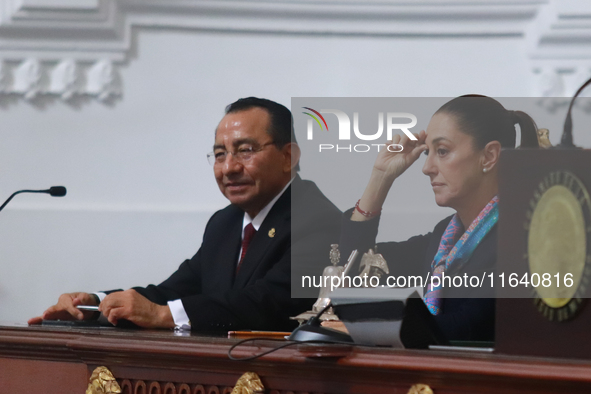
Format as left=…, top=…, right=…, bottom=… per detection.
left=483, top=168, right=488, bottom=173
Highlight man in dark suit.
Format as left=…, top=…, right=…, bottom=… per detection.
left=29, top=97, right=341, bottom=331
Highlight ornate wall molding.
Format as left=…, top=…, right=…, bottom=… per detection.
left=531, top=65, right=591, bottom=112
left=526, top=1, right=591, bottom=106
left=528, top=0, right=591, bottom=60
left=0, top=57, right=120, bottom=101
left=0, top=0, right=590, bottom=101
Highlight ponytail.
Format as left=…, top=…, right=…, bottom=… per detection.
left=436, top=95, right=539, bottom=149
left=511, top=110, right=539, bottom=148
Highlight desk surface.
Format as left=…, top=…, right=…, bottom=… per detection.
left=1, top=323, right=591, bottom=394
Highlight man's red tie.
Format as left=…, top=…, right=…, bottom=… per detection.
left=237, top=223, right=256, bottom=272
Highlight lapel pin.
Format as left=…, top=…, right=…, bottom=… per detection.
left=268, top=228, right=276, bottom=238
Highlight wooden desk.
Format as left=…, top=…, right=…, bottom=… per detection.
left=1, top=323, right=591, bottom=394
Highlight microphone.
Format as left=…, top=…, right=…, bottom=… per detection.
left=48, top=186, right=67, bottom=197
left=0, top=186, right=67, bottom=213
left=559, top=75, right=591, bottom=148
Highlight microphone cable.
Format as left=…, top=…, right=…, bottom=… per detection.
left=227, top=337, right=359, bottom=362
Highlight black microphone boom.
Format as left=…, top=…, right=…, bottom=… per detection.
left=560, top=75, right=591, bottom=148
left=0, top=186, right=67, bottom=213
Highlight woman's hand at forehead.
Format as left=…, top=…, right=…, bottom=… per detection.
left=373, top=130, right=427, bottom=181
left=351, top=130, right=427, bottom=222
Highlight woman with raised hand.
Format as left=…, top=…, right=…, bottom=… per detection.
left=337, top=95, right=539, bottom=341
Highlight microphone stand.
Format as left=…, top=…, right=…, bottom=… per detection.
left=559, top=75, right=591, bottom=148
left=0, top=187, right=67, bottom=213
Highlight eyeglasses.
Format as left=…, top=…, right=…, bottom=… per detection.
left=207, top=141, right=276, bottom=166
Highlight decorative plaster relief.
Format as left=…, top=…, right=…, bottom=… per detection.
left=12, top=58, right=41, bottom=100
left=0, top=0, right=589, bottom=103
left=0, top=58, right=121, bottom=101
left=0, top=61, right=7, bottom=92
left=86, top=59, right=121, bottom=102
left=532, top=65, right=591, bottom=112
left=48, top=59, right=80, bottom=100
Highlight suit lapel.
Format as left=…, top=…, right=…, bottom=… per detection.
left=233, top=184, right=291, bottom=288
left=214, top=208, right=243, bottom=291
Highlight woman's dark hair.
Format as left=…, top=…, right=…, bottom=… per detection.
left=435, top=95, right=539, bottom=149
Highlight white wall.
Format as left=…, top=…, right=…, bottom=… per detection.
left=1, top=1, right=590, bottom=323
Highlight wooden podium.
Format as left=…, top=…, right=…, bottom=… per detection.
left=3, top=324, right=591, bottom=393
left=496, top=148, right=591, bottom=359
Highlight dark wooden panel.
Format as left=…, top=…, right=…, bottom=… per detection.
left=0, top=357, right=87, bottom=393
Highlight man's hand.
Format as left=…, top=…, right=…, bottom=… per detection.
left=28, top=292, right=98, bottom=325
left=99, top=289, right=175, bottom=329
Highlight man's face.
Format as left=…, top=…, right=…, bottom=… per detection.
left=214, top=107, right=292, bottom=217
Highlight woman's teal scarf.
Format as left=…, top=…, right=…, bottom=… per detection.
left=424, top=195, right=498, bottom=315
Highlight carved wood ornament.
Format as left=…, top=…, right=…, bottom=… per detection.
left=230, top=372, right=264, bottom=394
left=408, top=384, right=434, bottom=394
left=86, top=366, right=122, bottom=394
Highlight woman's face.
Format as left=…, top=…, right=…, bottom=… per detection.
left=422, top=112, right=486, bottom=210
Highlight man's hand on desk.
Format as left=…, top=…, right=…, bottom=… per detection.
left=27, top=292, right=98, bottom=325
left=99, top=289, right=175, bottom=329
left=28, top=290, right=174, bottom=329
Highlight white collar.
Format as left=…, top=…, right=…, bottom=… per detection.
left=242, top=178, right=293, bottom=234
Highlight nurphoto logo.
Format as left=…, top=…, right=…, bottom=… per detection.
left=302, top=107, right=417, bottom=153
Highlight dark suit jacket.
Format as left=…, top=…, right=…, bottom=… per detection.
left=340, top=210, right=496, bottom=341
left=131, top=176, right=341, bottom=331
